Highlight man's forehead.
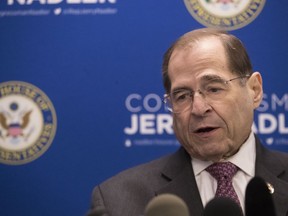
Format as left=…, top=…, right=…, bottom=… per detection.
left=170, top=38, right=227, bottom=66
left=168, top=50, right=229, bottom=77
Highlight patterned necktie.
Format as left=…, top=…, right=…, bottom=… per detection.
left=206, top=162, right=241, bottom=208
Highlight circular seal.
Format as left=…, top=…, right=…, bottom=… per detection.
left=0, top=81, right=57, bottom=165
left=184, top=0, right=266, bottom=31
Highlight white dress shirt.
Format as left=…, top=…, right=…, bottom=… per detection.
left=192, top=131, right=256, bottom=210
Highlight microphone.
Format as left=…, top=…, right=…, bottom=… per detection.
left=144, top=194, right=189, bottom=216
left=245, top=176, right=276, bottom=216
left=203, top=197, right=242, bottom=216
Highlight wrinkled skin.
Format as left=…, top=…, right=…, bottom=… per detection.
left=168, top=37, right=263, bottom=162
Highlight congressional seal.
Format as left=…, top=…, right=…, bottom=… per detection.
left=0, top=81, right=57, bottom=165
left=184, top=0, right=266, bottom=30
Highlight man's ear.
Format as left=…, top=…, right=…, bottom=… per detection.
left=248, top=72, right=263, bottom=109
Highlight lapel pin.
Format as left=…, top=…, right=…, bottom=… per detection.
left=266, top=182, right=274, bottom=194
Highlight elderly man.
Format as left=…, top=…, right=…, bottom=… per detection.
left=87, top=28, right=288, bottom=216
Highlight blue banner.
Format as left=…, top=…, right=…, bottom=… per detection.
left=0, top=0, right=287, bottom=215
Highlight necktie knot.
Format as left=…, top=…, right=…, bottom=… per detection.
left=206, top=162, right=238, bottom=182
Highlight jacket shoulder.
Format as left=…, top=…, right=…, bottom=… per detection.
left=89, top=147, right=190, bottom=216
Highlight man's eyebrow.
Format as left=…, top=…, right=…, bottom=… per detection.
left=171, top=87, right=191, bottom=95
left=170, top=75, right=228, bottom=93
left=199, top=74, right=225, bottom=83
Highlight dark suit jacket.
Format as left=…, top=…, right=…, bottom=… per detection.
left=87, top=136, right=288, bottom=216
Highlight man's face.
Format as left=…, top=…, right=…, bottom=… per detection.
left=168, top=37, right=262, bottom=162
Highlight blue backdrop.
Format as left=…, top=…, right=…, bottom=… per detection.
left=0, top=0, right=287, bottom=215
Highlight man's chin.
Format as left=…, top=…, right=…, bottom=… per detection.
left=195, top=147, right=229, bottom=161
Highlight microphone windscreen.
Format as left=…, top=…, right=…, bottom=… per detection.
left=245, top=176, right=276, bottom=216
left=144, top=194, right=189, bottom=216
left=203, top=197, right=242, bottom=216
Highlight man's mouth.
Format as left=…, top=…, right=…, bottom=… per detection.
left=194, top=127, right=217, bottom=134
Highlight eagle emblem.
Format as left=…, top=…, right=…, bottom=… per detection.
left=0, top=110, right=32, bottom=138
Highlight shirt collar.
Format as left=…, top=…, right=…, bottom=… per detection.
left=192, top=131, right=256, bottom=177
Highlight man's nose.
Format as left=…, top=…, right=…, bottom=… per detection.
left=190, top=91, right=212, bottom=116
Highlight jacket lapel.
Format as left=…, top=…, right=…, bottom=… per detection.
left=155, top=148, right=204, bottom=216
left=154, top=137, right=288, bottom=216
left=255, top=136, right=288, bottom=216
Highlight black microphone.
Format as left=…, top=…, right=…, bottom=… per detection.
left=203, top=197, right=242, bottom=216
left=144, top=194, right=189, bottom=216
left=245, top=176, right=276, bottom=216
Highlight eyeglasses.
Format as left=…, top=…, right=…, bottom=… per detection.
left=163, top=75, right=250, bottom=113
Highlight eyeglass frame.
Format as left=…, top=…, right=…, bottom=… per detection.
left=163, top=74, right=251, bottom=113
